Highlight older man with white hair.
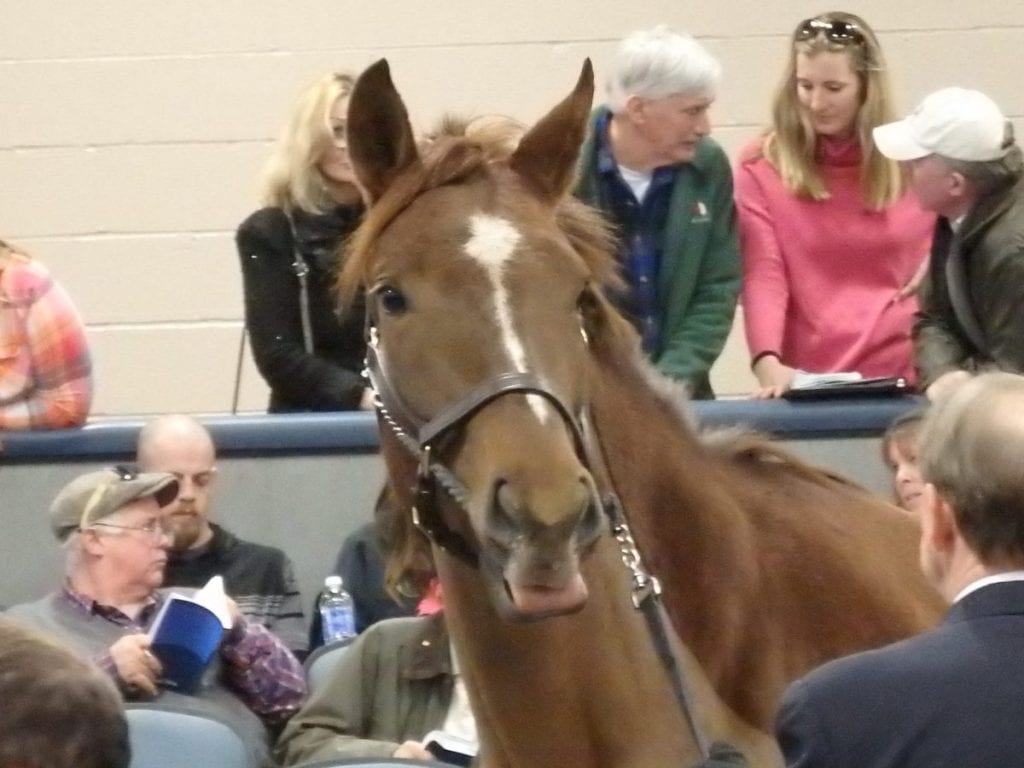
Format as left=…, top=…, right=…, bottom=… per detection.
left=575, top=25, right=739, bottom=399
left=4, top=465, right=306, bottom=767
left=873, top=87, right=1024, bottom=401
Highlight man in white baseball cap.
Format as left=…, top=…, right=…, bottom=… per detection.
left=873, top=88, right=1024, bottom=402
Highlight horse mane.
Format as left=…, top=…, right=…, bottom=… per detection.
left=337, top=114, right=620, bottom=302
left=584, top=293, right=864, bottom=492
left=700, top=426, right=870, bottom=491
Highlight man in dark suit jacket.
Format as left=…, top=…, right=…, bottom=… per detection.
left=776, top=371, right=1024, bottom=768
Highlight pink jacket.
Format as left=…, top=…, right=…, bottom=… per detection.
left=736, top=136, right=934, bottom=383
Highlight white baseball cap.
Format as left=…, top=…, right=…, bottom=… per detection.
left=873, top=87, right=1012, bottom=162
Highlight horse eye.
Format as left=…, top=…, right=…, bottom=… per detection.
left=576, top=288, right=599, bottom=342
left=576, top=287, right=599, bottom=315
left=377, top=285, right=408, bottom=315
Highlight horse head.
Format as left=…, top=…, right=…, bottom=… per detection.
left=343, top=59, right=637, bottom=622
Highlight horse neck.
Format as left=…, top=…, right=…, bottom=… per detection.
left=438, top=536, right=698, bottom=768
left=588, top=354, right=731, bottom=544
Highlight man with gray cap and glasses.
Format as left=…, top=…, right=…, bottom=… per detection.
left=4, top=464, right=307, bottom=766
left=873, top=87, right=1024, bottom=402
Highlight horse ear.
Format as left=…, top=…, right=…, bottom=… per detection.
left=347, top=59, right=421, bottom=203
left=510, top=59, right=595, bottom=202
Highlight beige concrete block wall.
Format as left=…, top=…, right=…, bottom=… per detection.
left=3, top=2, right=1022, bottom=415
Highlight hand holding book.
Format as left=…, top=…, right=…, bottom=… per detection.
left=109, top=632, right=163, bottom=697
left=147, top=576, right=232, bottom=694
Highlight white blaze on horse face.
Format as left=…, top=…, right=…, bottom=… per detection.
left=463, top=213, right=550, bottom=424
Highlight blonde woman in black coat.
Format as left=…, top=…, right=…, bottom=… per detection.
left=237, top=72, right=372, bottom=412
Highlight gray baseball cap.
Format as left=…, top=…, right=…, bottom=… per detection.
left=50, top=466, right=179, bottom=540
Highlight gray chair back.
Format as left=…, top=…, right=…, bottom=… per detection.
left=303, top=636, right=354, bottom=695
left=125, top=705, right=249, bottom=768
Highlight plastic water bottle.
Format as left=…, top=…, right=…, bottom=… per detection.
left=319, top=575, right=356, bottom=644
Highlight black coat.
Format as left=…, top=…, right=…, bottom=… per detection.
left=776, top=579, right=1024, bottom=767
left=236, top=205, right=366, bottom=412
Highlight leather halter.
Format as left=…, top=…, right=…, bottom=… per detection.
left=363, top=321, right=711, bottom=760
left=364, top=325, right=598, bottom=567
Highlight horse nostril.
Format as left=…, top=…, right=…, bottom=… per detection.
left=576, top=485, right=604, bottom=547
left=489, top=479, right=520, bottom=546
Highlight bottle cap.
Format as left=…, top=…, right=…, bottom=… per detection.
left=324, top=575, right=343, bottom=590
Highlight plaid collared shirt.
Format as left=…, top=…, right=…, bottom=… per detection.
left=0, top=251, right=92, bottom=429
left=62, top=584, right=306, bottom=719
left=593, top=111, right=679, bottom=353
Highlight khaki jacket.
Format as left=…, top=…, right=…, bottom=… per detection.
left=275, top=614, right=453, bottom=765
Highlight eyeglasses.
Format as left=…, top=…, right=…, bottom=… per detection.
left=90, top=518, right=174, bottom=541
left=795, top=18, right=865, bottom=46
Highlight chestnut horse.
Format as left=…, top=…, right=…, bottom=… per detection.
left=341, top=59, right=942, bottom=766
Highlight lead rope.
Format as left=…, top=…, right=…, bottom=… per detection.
left=609, top=498, right=711, bottom=760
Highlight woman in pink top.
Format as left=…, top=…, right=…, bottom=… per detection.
left=736, top=12, right=935, bottom=397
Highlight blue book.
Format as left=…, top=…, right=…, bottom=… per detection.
left=147, top=577, right=231, bottom=694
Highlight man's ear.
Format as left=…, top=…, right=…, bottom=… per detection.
left=921, top=483, right=957, bottom=555
left=948, top=170, right=971, bottom=202
left=78, top=529, right=106, bottom=556
left=623, top=94, right=646, bottom=125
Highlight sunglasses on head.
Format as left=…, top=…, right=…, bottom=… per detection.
left=795, top=18, right=865, bottom=46
left=78, top=464, right=178, bottom=531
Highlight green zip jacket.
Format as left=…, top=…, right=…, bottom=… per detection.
left=275, top=614, right=453, bottom=765
left=575, top=107, right=741, bottom=398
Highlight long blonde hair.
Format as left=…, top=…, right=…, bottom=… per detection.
left=259, top=72, right=354, bottom=213
left=762, top=11, right=904, bottom=208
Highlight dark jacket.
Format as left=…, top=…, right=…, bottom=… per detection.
left=275, top=614, right=453, bottom=764
left=164, top=523, right=307, bottom=655
left=914, top=173, right=1024, bottom=386
left=236, top=205, right=366, bottom=412
left=776, top=580, right=1024, bottom=768
left=575, top=107, right=741, bottom=398
left=334, top=521, right=418, bottom=633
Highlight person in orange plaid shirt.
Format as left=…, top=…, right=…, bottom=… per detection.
left=0, top=238, right=92, bottom=430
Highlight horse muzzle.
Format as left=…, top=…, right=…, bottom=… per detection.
left=478, top=476, right=604, bottom=622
